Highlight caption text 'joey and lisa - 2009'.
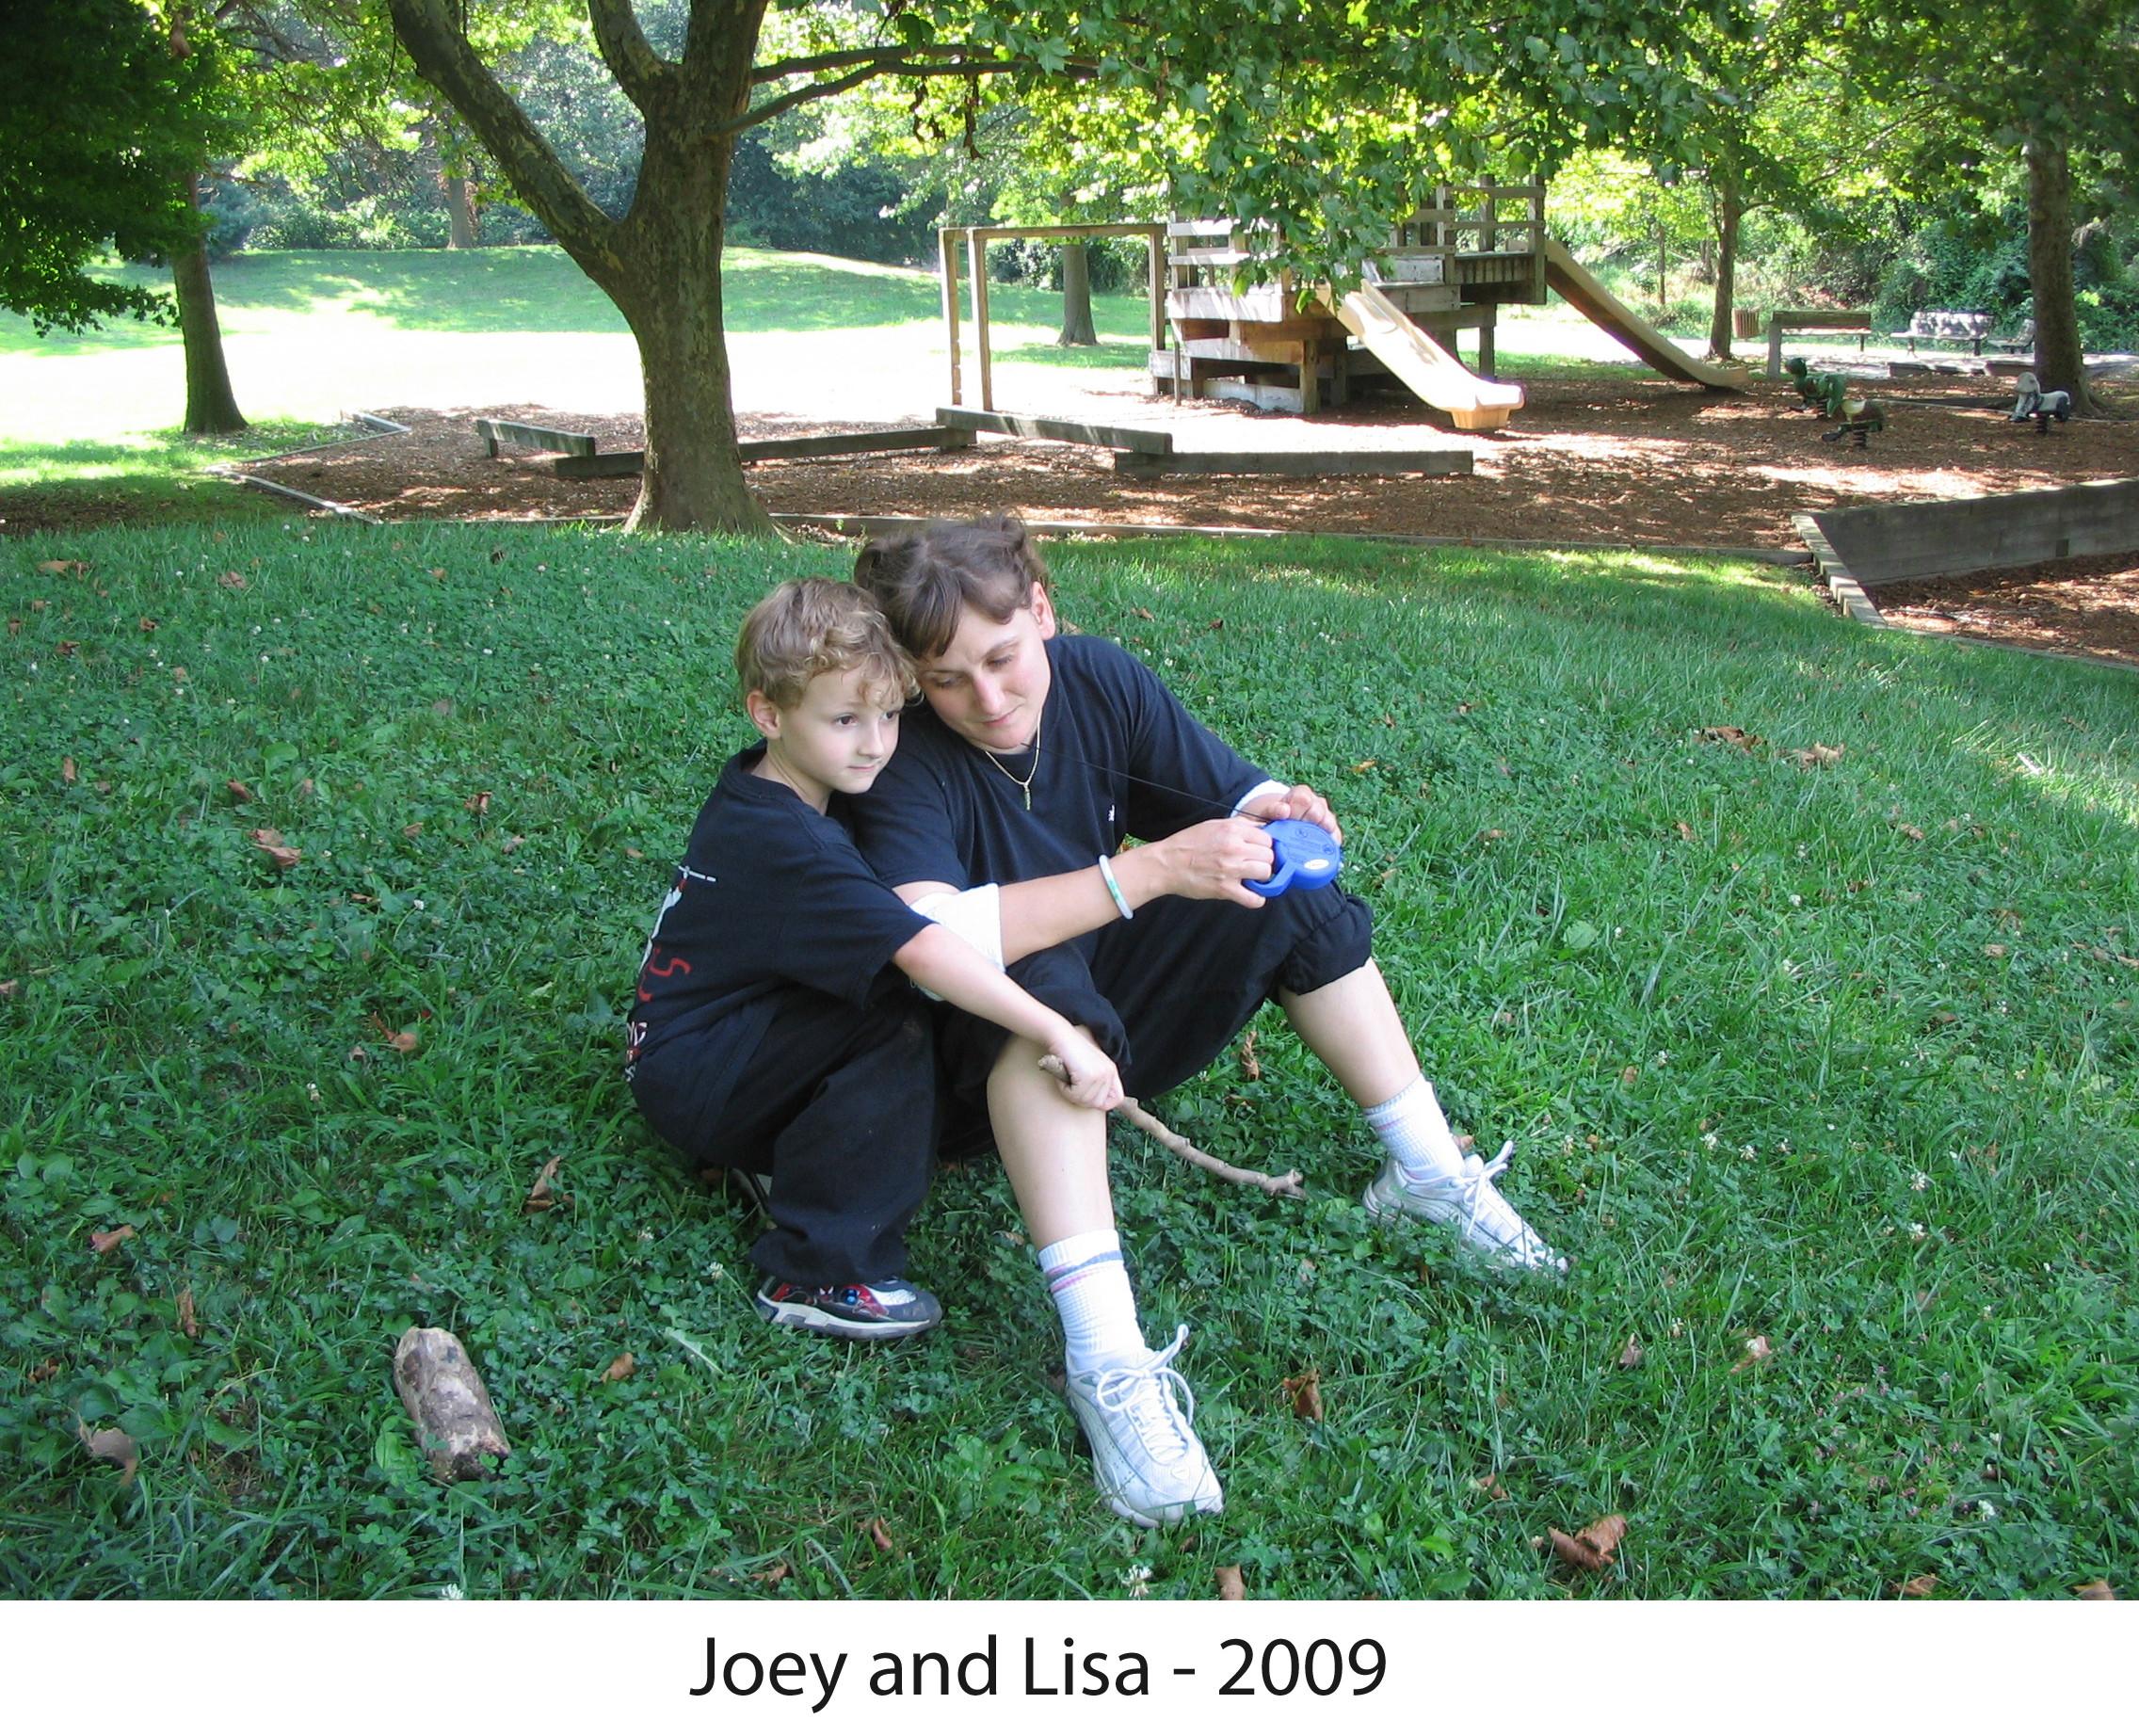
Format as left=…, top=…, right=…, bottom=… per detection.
left=690, top=1634, right=1389, bottom=1711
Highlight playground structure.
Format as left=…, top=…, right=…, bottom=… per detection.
left=933, top=188, right=1751, bottom=440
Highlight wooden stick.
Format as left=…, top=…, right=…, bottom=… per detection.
left=393, top=1326, right=510, bottom=1481
left=1037, top=1055, right=1305, bottom=1198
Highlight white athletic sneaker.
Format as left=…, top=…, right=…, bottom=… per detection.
left=1363, top=1139, right=1568, bottom=1274
left=1063, top=1326, right=1224, bottom=1528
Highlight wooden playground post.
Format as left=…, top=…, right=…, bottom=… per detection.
left=1148, top=231, right=1166, bottom=356
left=941, top=229, right=963, bottom=407
left=966, top=230, right=994, bottom=412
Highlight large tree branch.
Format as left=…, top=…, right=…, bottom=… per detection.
left=728, top=54, right=1087, bottom=134
left=750, top=42, right=1021, bottom=82
left=384, top=0, right=617, bottom=265
left=587, top=0, right=671, bottom=110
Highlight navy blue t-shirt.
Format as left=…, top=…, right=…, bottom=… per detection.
left=848, top=633, right=1270, bottom=892
left=625, top=746, right=931, bottom=1101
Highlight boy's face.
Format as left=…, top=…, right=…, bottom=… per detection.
left=914, top=581, right=1057, bottom=754
left=748, top=664, right=904, bottom=809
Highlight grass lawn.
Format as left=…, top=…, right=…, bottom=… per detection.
left=3, top=519, right=2134, bottom=1599
left=0, top=247, right=1158, bottom=470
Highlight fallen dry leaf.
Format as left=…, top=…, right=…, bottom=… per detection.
left=624, top=846, right=643, bottom=860
left=1350, top=759, right=1377, bottom=774
left=1792, top=743, right=1845, bottom=769
left=39, top=558, right=88, bottom=575
left=1238, top=1028, right=1261, bottom=1082
left=177, top=1288, right=200, bottom=1340
left=1546, top=1514, right=1628, bottom=1572
left=1699, top=726, right=1762, bottom=751
left=523, top=1156, right=564, bottom=1214
left=1619, top=1065, right=1639, bottom=1085
left=249, top=828, right=301, bottom=869
left=432, top=698, right=454, bottom=716
left=1731, top=1334, right=1775, bottom=1373
left=60, top=756, right=77, bottom=784
left=1675, top=819, right=1695, bottom=842
left=429, top=568, right=447, bottom=580
left=217, top=571, right=247, bottom=590
left=1983, top=943, right=2008, bottom=959
left=1132, top=605, right=1154, bottom=620
left=1214, top=1565, right=1246, bottom=1600
left=601, top=1352, right=635, bottom=1383
left=77, top=1423, right=139, bottom=1486
left=1898, top=1574, right=1938, bottom=1599
left=27, top=1358, right=59, bottom=1383
left=138, top=618, right=157, bottom=634
left=1894, top=822, right=1926, bottom=842
left=170, top=667, right=186, bottom=683
left=55, top=640, right=79, bottom=657
left=296, top=778, right=315, bottom=798
left=401, top=822, right=424, bottom=838
left=866, top=1517, right=894, bottom=1551
left=751, top=1560, right=791, bottom=1587
left=1281, top=1369, right=1325, bottom=1423
left=1617, top=1335, right=1644, bottom=1371
left=502, top=834, right=524, bottom=855
left=464, top=790, right=491, bottom=816
left=1472, top=1473, right=1509, bottom=1501
left=386, top=1030, right=420, bottom=1054
left=1480, top=828, right=1506, bottom=843
left=2073, top=1580, right=2117, bottom=1599
left=227, top=780, right=254, bottom=803
left=0, top=981, right=16, bottom=998
left=89, top=1226, right=137, bottom=1255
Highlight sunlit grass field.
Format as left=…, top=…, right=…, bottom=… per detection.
left=3, top=518, right=2134, bottom=1598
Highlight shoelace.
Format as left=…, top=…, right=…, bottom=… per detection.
left=1087, top=1326, right=1198, bottom=1459
left=1423, top=1141, right=1523, bottom=1237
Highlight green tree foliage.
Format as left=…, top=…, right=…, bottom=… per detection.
left=0, top=0, right=233, bottom=333
left=384, top=0, right=1715, bottom=531
left=1852, top=0, right=2139, bottom=402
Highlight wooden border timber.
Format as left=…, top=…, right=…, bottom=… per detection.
left=939, top=221, right=1168, bottom=411
left=939, top=407, right=1172, bottom=455
left=1112, top=449, right=1472, bottom=478
left=536, top=426, right=979, bottom=479
left=475, top=419, right=596, bottom=459
left=1791, top=511, right=1889, bottom=628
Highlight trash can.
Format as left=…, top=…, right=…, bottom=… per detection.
left=1732, top=307, right=1761, bottom=341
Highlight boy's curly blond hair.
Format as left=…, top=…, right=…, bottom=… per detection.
left=735, top=578, right=917, bottom=711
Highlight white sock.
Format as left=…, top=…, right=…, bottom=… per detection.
left=1364, top=1073, right=1468, bottom=1182
left=1037, top=1230, right=1146, bottom=1373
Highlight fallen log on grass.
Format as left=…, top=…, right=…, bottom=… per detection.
left=393, top=1326, right=510, bottom=1481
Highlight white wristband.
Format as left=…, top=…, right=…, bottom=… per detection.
left=1097, top=855, right=1134, bottom=922
left=1231, top=778, right=1290, bottom=818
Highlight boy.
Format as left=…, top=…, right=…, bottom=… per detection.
left=626, top=578, right=1121, bottom=1342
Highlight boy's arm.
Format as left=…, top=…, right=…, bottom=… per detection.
left=891, top=924, right=1122, bottom=1110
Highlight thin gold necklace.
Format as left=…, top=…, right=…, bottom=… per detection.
left=980, top=718, right=1041, bottom=811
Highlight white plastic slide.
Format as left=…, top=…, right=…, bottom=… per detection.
left=1543, top=237, right=1751, bottom=391
left=1335, top=285, right=1526, bottom=429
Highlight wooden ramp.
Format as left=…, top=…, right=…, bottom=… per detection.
left=1333, top=285, right=1525, bottom=429
left=1542, top=238, right=1751, bottom=392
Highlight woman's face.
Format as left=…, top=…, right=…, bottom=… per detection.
left=912, top=580, right=1057, bottom=753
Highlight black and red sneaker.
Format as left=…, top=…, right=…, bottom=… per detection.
left=754, top=1277, right=943, bottom=1341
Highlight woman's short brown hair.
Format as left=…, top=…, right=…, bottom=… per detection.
left=734, top=578, right=916, bottom=711
left=851, top=515, right=1049, bottom=658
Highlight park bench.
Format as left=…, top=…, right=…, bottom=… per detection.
left=1764, top=308, right=1872, bottom=380
left=1996, top=318, right=2036, bottom=354
left=1894, top=311, right=1993, bottom=354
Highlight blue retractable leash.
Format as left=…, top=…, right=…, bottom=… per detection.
left=999, top=741, right=1344, bottom=898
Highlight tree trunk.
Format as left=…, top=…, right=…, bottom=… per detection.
left=1655, top=218, right=1668, bottom=316
left=172, top=173, right=245, bottom=435
left=444, top=171, right=477, bottom=249
left=2025, top=138, right=2090, bottom=410
left=1708, top=181, right=1742, bottom=361
left=384, top=0, right=775, bottom=534
left=1057, top=240, right=1098, bottom=346
left=609, top=112, right=770, bottom=533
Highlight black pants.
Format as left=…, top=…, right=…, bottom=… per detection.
left=632, top=987, right=939, bottom=1288
left=938, top=880, right=1375, bottom=1151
